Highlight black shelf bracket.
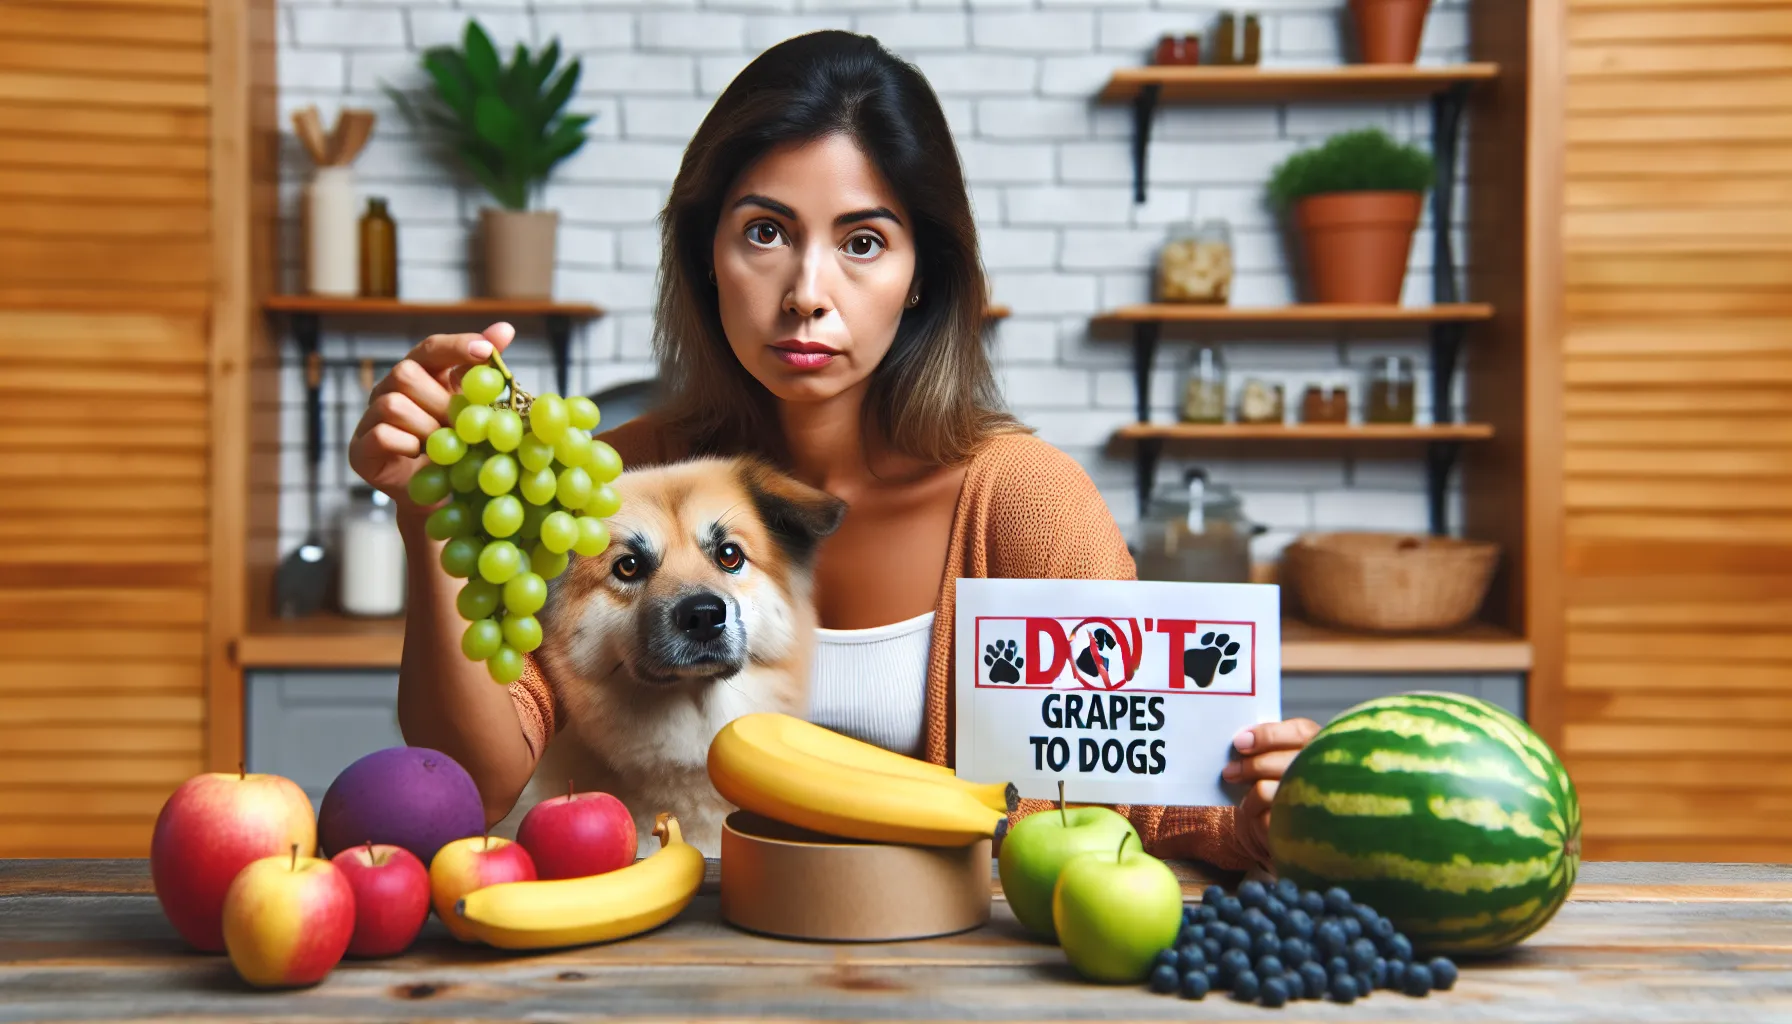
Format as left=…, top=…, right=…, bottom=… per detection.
left=546, top=315, right=573, bottom=397
left=1425, top=82, right=1471, bottom=537
left=1425, top=441, right=1462, bottom=538
left=291, top=313, right=320, bottom=363
left=1131, top=84, right=1161, bottom=204
left=1430, top=321, right=1466, bottom=425
left=1132, top=321, right=1161, bottom=515
left=1432, top=83, right=1469, bottom=304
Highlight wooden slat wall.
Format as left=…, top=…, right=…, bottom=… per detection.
left=1561, top=0, right=1792, bottom=862
left=0, top=0, right=217, bottom=855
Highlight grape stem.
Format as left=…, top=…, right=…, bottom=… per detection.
left=486, top=351, right=534, bottom=417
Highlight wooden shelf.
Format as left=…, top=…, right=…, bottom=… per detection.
left=1283, top=618, right=1531, bottom=673
left=234, top=612, right=1525, bottom=673
left=235, top=612, right=404, bottom=669
left=264, top=296, right=604, bottom=318
left=985, top=304, right=1011, bottom=320
left=1092, top=303, right=1492, bottom=327
left=1099, top=63, right=1501, bottom=104
left=1116, top=422, right=1494, bottom=442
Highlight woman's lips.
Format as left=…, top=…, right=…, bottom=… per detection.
left=771, top=341, right=838, bottom=369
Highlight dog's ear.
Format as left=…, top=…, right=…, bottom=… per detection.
left=737, top=459, right=848, bottom=565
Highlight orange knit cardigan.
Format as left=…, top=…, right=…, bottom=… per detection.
left=510, top=416, right=1256, bottom=872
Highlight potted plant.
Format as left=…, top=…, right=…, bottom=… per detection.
left=392, top=21, right=592, bottom=299
left=1349, top=0, right=1432, bottom=65
left=1266, top=128, right=1434, bottom=305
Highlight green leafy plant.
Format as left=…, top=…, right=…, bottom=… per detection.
left=390, top=20, right=593, bottom=210
left=1266, top=128, right=1435, bottom=213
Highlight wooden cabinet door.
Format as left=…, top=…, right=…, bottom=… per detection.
left=0, top=0, right=255, bottom=855
left=1557, top=0, right=1792, bottom=862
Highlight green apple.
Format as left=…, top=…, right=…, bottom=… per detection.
left=1051, top=833, right=1182, bottom=984
left=998, top=799, right=1138, bottom=940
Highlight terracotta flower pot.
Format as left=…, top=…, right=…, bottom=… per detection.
left=481, top=208, right=558, bottom=299
left=1349, top=0, right=1432, bottom=64
left=1292, top=191, right=1423, bottom=305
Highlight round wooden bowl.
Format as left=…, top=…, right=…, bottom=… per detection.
left=718, top=811, right=991, bottom=942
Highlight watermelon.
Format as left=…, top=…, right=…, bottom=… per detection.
left=1268, top=692, right=1580, bottom=956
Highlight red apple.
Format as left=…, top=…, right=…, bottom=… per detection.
left=222, top=845, right=355, bottom=988
left=428, top=835, right=536, bottom=943
left=330, top=842, right=430, bottom=958
left=151, top=769, right=317, bottom=951
left=516, top=785, right=637, bottom=880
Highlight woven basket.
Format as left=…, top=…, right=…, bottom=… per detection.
left=1283, top=531, right=1500, bottom=633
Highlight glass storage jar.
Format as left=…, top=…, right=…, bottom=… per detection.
left=1180, top=346, right=1228, bottom=424
left=1364, top=355, right=1417, bottom=424
left=1134, top=470, right=1262, bottom=583
left=1300, top=379, right=1350, bottom=424
left=1236, top=376, right=1285, bottom=424
left=1156, top=220, right=1234, bottom=304
left=339, top=485, right=406, bottom=616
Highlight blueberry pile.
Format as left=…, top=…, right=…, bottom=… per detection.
left=1145, top=879, right=1459, bottom=1006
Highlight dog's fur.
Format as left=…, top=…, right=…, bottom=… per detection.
left=502, top=456, right=846, bottom=857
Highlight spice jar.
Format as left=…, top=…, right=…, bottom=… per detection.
left=1213, top=12, right=1238, bottom=65
left=1156, top=220, right=1234, bottom=304
left=1181, top=347, right=1227, bottom=424
left=359, top=197, right=397, bottom=298
left=339, top=485, right=406, bottom=616
left=1236, top=376, right=1284, bottom=424
left=1365, top=355, right=1417, bottom=424
left=1300, top=381, right=1350, bottom=424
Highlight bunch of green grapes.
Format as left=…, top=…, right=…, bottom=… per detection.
left=405, top=353, right=622, bottom=684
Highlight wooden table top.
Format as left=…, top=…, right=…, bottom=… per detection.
left=3, top=859, right=1790, bottom=1022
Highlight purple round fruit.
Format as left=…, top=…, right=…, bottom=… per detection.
left=317, top=747, right=485, bottom=865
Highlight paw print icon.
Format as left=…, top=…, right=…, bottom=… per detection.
left=983, top=640, right=1024, bottom=683
left=1183, top=631, right=1241, bottom=688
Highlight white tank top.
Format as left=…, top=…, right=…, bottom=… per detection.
left=806, top=610, right=935, bottom=759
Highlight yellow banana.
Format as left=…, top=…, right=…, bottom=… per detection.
left=456, top=813, right=703, bottom=950
left=708, top=713, right=1009, bottom=847
left=758, top=713, right=1017, bottom=814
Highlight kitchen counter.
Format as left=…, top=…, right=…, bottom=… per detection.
left=3, top=860, right=1789, bottom=1021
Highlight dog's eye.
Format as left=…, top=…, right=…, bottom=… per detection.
left=612, top=554, right=642, bottom=580
left=716, top=542, right=745, bottom=573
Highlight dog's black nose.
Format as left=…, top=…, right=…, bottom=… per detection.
left=671, top=593, right=727, bottom=643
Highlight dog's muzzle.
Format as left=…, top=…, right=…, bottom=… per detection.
left=636, top=590, right=746, bottom=683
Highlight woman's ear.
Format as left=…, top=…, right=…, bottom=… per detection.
left=737, top=458, right=848, bottom=565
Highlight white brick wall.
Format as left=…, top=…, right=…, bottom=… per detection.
left=274, top=0, right=1474, bottom=560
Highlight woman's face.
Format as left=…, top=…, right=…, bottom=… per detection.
left=711, top=133, right=918, bottom=406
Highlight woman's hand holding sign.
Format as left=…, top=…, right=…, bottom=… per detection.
left=1224, top=718, right=1321, bottom=868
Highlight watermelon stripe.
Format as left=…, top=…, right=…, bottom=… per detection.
left=1355, top=749, right=1551, bottom=804
left=1319, top=708, right=1477, bottom=748
left=1279, top=778, right=1413, bottom=818
left=1387, top=695, right=1556, bottom=789
left=1277, top=804, right=1560, bottom=867
left=1274, top=837, right=1556, bottom=895
left=1427, top=795, right=1558, bottom=847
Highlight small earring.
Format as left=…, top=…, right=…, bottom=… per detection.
left=907, top=292, right=919, bottom=306
left=708, top=268, right=716, bottom=283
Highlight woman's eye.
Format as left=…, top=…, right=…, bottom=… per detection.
left=613, top=554, right=641, bottom=580
left=716, top=542, right=745, bottom=573
left=845, top=234, right=884, bottom=258
left=747, top=222, right=782, bottom=247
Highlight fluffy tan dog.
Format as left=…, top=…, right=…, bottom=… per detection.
left=508, top=456, right=846, bottom=857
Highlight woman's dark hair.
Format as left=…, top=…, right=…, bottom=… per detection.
left=652, top=30, right=1024, bottom=466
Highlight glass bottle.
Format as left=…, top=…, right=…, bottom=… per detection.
left=339, top=486, right=406, bottom=616
left=1243, top=15, right=1262, bottom=65
left=1181, top=346, right=1228, bottom=424
left=358, top=196, right=398, bottom=298
left=1213, top=12, right=1237, bottom=65
left=1365, top=355, right=1418, bottom=424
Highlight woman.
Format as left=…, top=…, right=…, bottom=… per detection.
left=350, top=30, right=1315, bottom=872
